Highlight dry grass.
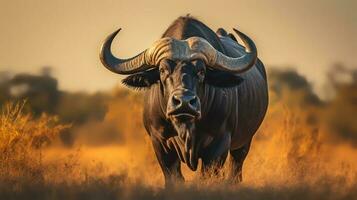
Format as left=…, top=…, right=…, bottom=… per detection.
left=1, top=90, right=357, bottom=200
left=0, top=102, right=69, bottom=185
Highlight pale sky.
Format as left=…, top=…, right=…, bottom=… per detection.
left=0, top=0, right=356, bottom=93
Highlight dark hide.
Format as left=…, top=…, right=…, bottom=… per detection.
left=124, top=69, right=244, bottom=89
left=124, top=16, right=268, bottom=186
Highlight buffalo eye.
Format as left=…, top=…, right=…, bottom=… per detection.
left=159, top=59, right=173, bottom=80
left=159, top=67, right=166, bottom=74
left=192, top=59, right=206, bottom=82
left=197, top=69, right=205, bottom=81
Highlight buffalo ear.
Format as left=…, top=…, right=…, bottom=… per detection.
left=122, top=69, right=159, bottom=89
left=205, top=71, right=244, bottom=88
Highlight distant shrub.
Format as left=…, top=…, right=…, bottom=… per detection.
left=0, top=102, right=70, bottom=187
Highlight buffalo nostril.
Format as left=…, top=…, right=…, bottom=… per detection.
left=189, top=96, right=198, bottom=107
left=172, top=95, right=181, bottom=107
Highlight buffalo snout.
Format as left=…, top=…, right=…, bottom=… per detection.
left=167, top=90, right=201, bottom=121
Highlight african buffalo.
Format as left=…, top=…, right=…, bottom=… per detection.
left=100, top=16, right=268, bottom=185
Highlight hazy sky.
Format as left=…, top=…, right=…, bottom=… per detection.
left=0, top=0, right=356, bottom=92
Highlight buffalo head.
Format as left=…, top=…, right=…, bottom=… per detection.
left=99, top=29, right=257, bottom=169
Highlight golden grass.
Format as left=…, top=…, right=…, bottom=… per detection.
left=0, top=102, right=69, bottom=186
left=1, top=89, right=357, bottom=200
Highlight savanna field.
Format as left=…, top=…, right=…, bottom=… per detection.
left=0, top=66, right=356, bottom=200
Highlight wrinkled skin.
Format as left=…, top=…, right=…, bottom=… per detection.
left=156, top=59, right=208, bottom=171
left=109, top=17, right=268, bottom=186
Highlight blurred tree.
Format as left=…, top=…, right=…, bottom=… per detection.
left=0, top=71, right=12, bottom=103
left=0, top=67, right=59, bottom=115
left=268, top=68, right=321, bottom=106
left=56, top=91, right=108, bottom=124
left=324, top=65, right=357, bottom=146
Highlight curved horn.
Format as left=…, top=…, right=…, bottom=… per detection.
left=209, top=28, right=258, bottom=73
left=99, top=29, right=154, bottom=75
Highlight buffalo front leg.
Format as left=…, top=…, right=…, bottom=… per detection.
left=229, top=139, right=251, bottom=183
left=151, top=135, right=184, bottom=187
left=200, top=133, right=230, bottom=177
